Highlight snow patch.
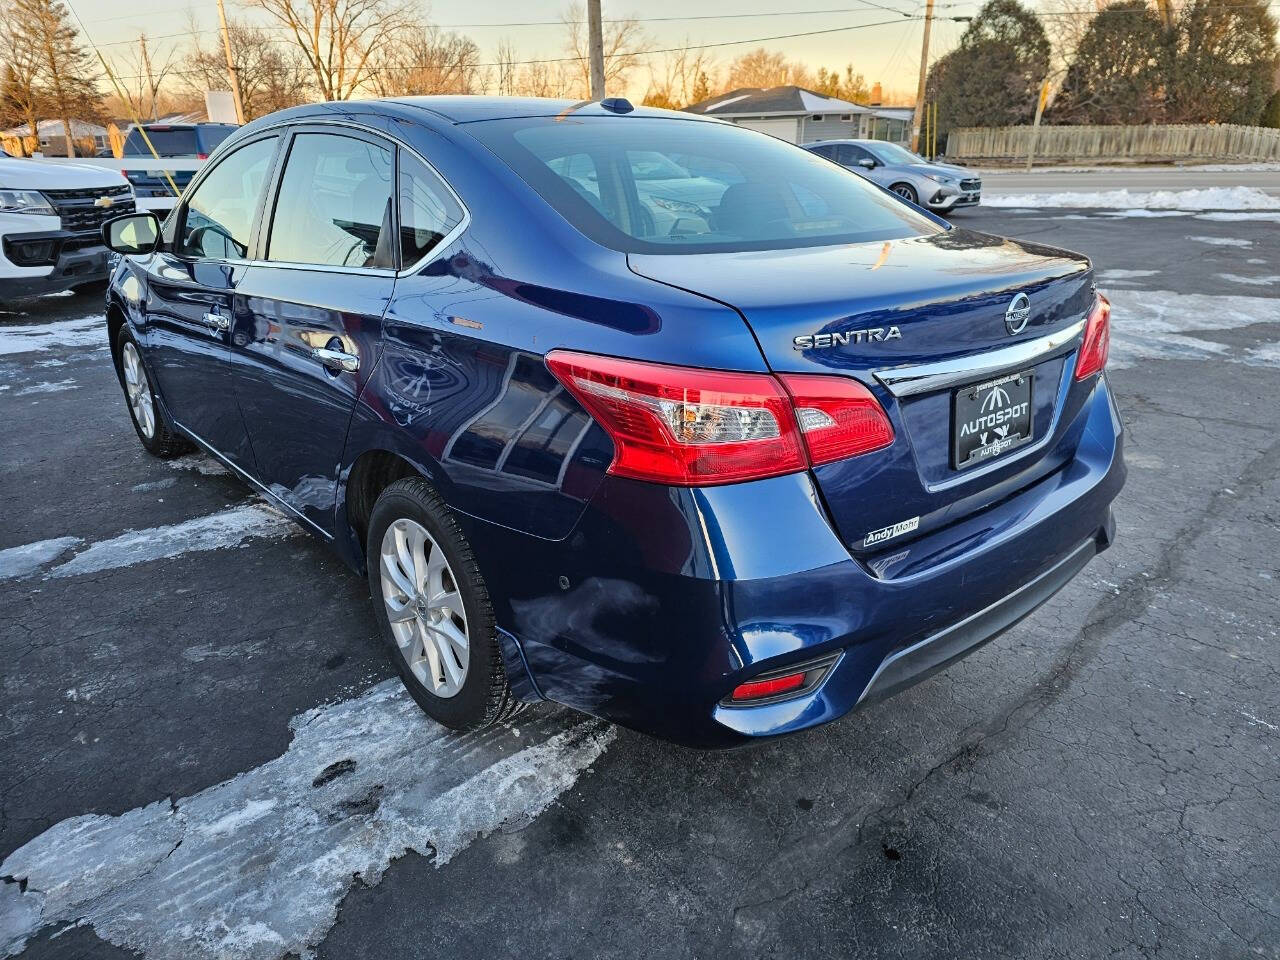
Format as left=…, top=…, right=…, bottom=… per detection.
left=0, top=536, right=83, bottom=580
left=1242, top=343, right=1280, bottom=368
left=1216, top=273, right=1279, bottom=287
left=0, top=315, right=105, bottom=356
left=46, top=504, right=296, bottom=579
left=0, top=681, right=613, bottom=960
left=1187, top=235, right=1252, bottom=248
left=985, top=187, right=1280, bottom=210
left=1195, top=211, right=1280, bottom=223
left=167, top=454, right=230, bottom=476
left=1106, top=290, right=1280, bottom=369
left=15, top=378, right=76, bottom=396
left=1098, top=269, right=1158, bottom=281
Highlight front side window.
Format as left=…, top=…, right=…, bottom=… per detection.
left=178, top=136, right=277, bottom=260
left=468, top=117, right=940, bottom=254
left=398, top=151, right=465, bottom=266
left=267, top=133, right=394, bottom=269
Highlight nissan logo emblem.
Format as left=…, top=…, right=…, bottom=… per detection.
left=1005, top=293, right=1031, bottom=335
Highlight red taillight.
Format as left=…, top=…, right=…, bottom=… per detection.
left=1074, top=294, right=1111, bottom=380
left=778, top=373, right=895, bottom=465
left=197, top=153, right=208, bottom=160
left=730, top=671, right=806, bottom=702
left=545, top=351, right=806, bottom=485
left=546, top=351, right=895, bottom=486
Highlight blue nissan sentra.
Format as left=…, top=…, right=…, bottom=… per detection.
left=100, top=97, right=1124, bottom=747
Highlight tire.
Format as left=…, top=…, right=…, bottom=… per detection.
left=367, top=476, right=522, bottom=731
left=891, top=182, right=919, bottom=205
left=114, top=326, right=191, bottom=458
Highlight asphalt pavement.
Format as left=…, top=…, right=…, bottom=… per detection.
left=1, top=205, right=1278, bottom=959
left=980, top=164, right=1280, bottom=197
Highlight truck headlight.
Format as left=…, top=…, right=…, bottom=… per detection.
left=0, top=190, right=56, bottom=216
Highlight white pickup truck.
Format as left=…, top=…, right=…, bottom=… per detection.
left=1, top=157, right=135, bottom=301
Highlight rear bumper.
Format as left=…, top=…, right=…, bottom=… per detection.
left=468, top=373, right=1124, bottom=748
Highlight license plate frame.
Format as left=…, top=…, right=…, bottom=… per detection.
left=952, top=370, right=1034, bottom=470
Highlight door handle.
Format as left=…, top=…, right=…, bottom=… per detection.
left=312, top=347, right=359, bottom=373
left=202, top=311, right=229, bottom=332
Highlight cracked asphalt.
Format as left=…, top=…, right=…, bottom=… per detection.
left=2, top=207, right=1278, bottom=959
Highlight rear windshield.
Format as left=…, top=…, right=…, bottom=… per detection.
left=123, top=128, right=200, bottom=156
left=467, top=116, right=941, bottom=254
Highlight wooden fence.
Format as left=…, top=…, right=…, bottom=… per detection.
left=946, top=124, right=1280, bottom=164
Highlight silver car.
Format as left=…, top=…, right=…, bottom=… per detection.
left=803, top=139, right=981, bottom=213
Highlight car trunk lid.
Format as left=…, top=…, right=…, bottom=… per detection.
left=628, top=229, right=1096, bottom=558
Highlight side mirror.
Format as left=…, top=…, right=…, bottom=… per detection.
left=857, top=158, right=877, bottom=170
left=102, top=212, right=161, bottom=255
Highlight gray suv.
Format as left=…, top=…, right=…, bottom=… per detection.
left=804, top=139, right=981, bottom=212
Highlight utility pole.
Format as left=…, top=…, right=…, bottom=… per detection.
left=587, top=0, right=606, bottom=100
left=1154, top=0, right=1174, bottom=29
left=215, top=0, right=246, bottom=124
left=909, top=0, right=935, bottom=153
left=139, top=34, right=158, bottom=121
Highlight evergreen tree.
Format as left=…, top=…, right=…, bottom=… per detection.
left=1052, top=1, right=1170, bottom=124
left=923, top=0, right=1050, bottom=150
left=1166, top=0, right=1278, bottom=124
left=1261, top=89, right=1280, bottom=129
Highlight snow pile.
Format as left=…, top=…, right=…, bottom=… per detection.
left=985, top=186, right=1280, bottom=210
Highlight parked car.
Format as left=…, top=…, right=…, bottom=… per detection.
left=120, top=122, right=237, bottom=200
left=804, top=139, right=982, bottom=212
left=100, top=98, right=1123, bottom=747
left=1, top=156, right=134, bottom=299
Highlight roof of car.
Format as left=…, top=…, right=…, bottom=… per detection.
left=266, top=97, right=716, bottom=126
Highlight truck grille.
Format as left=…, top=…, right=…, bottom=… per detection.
left=960, top=178, right=981, bottom=192
left=41, top=185, right=136, bottom=236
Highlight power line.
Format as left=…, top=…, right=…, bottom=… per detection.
left=101, top=15, right=949, bottom=83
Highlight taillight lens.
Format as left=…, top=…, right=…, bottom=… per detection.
left=546, top=350, right=894, bottom=486
left=545, top=351, right=806, bottom=485
left=778, top=374, right=895, bottom=465
left=1074, top=294, right=1111, bottom=380
left=197, top=153, right=209, bottom=160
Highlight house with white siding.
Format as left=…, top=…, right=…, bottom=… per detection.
left=684, top=86, right=912, bottom=145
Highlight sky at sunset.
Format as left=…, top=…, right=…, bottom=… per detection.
left=75, top=0, right=985, bottom=105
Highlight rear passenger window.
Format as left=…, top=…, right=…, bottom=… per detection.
left=178, top=136, right=277, bottom=260
left=398, top=152, right=465, bottom=266
left=268, top=133, right=394, bottom=269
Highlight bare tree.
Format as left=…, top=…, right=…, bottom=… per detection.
left=244, top=0, right=414, bottom=101
left=643, top=38, right=717, bottom=108
left=370, top=25, right=482, bottom=96
left=1041, top=0, right=1116, bottom=74
left=12, top=0, right=100, bottom=156
left=113, top=33, right=179, bottom=122
left=182, top=16, right=313, bottom=120
left=0, top=5, right=44, bottom=145
left=492, top=38, right=519, bottom=96
left=561, top=3, right=646, bottom=98
left=723, top=47, right=813, bottom=91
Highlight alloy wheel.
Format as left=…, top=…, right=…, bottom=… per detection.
left=379, top=517, right=470, bottom=698
left=122, top=341, right=155, bottom=439
left=893, top=184, right=917, bottom=202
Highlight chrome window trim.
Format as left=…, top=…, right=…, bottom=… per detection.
left=248, top=117, right=471, bottom=278
left=873, top=316, right=1087, bottom=398
left=173, top=117, right=471, bottom=278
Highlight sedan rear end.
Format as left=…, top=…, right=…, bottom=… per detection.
left=460, top=110, right=1123, bottom=746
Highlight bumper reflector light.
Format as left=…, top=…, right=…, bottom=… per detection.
left=731, top=671, right=807, bottom=702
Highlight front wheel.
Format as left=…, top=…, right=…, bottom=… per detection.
left=367, top=477, right=522, bottom=730
left=890, top=182, right=919, bottom=205
left=114, top=328, right=190, bottom=457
